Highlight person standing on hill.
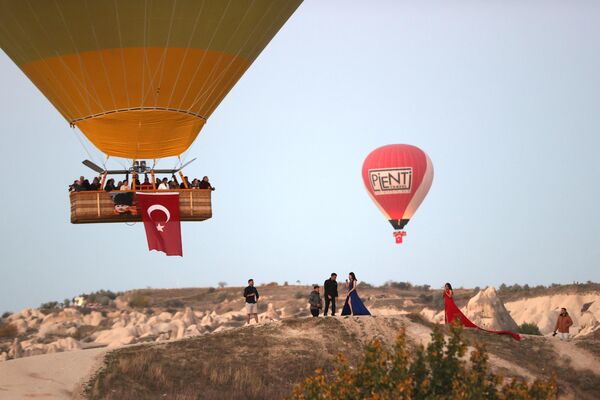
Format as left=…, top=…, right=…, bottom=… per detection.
left=323, top=273, right=338, bottom=316
left=553, top=308, right=573, bottom=340
left=308, top=285, right=323, bottom=317
left=243, top=279, right=260, bottom=325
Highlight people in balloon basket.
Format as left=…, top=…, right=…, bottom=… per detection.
left=70, top=173, right=216, bottom=192
left=243, top=279, right=260, bottom=325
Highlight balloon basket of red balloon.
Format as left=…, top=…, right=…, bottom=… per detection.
left=393, top=230, right=407, bottom=244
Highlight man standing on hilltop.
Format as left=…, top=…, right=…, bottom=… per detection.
left=553, top=307, right=574, bottom=340
left=244, top=279, right=260, bottom=325
left=324, top=273, right=338, bottom=316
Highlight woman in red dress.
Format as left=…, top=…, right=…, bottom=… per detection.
left=443, top=282, right=520, bottom=341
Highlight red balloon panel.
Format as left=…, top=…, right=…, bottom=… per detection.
left=362, top=144, right=433, bottom=230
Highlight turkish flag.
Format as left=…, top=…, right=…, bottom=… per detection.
left=136, top=193, right=183, bottom=256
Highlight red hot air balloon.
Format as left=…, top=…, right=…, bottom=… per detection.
left=362, top=145, right=433, bottom=244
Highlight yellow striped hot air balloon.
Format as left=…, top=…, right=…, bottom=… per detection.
left=0, top=0, right=302, bottom=159
left=0, top=0, right=302, bottom=226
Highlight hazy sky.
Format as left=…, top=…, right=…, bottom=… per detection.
left=1, top=0, right=599, bottom=312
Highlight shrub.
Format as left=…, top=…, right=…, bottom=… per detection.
left=294, top=291, right=305, bottom=299
left=85, top=290, right=119, bottom=303
left=79, top=307, right=93, bottom=315
left=1, top=311, right=12, bottom=319
left=63, top=298, right=71, bottom=308
left=519, top=322, right=543, bottom=336
left=0, top=322, right=18, bottom=339
left=418, top=294, right=433, bottom=303
left=264, top=282, right=279, bottom=287
left=165, top=299, right=184, bottom=309
left=129, top=294, right=150, bottom=308
left=214, top=292, right=228, bottom=303
left=40, top=301, right=59, bottom=313
left=218, top=281, right=228, bottom=288
left=290, top=324, right=556, bottom=400
left=207, top=287, right=216, bottom=294
left=385, top=281, right=413, bottom=290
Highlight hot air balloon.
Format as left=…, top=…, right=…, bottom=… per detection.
left=0, top=0, right=302, bottom=224
left=362, top=144, right=433, bottom=244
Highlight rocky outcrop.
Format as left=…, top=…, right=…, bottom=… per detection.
left=420, top=287, right=520, bottom=332
left=464, top=287, right=519, bottom=332
left=505, top=293, right=600, bottom=336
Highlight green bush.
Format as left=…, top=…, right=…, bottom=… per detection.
left=1, top=311, right=12, bottom=319
left=290, top=324, right=556, bottom=400
left=294, top=291, right=305, bottom=299
left=519, top=322, right=543, bottom=336
left=128, top=294, right=150, bottom=308
left=40, top=301, right=59, bottom=313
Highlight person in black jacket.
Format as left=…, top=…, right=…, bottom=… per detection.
left=243, top=279, right=260, bottom=324
left=323, top=273, right=338, bottom=316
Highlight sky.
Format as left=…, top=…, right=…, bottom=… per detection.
left=1, top=0, right=599, bottom=313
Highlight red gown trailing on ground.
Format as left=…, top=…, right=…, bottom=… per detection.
left=444, top=290, right=521, bottom=341
left=362, top=144, right=433, bottom=244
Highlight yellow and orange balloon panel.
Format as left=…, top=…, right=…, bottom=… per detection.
left=0, top=0, right=302, bottom=159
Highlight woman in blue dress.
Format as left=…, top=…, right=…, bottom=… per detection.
left=341, top=272, right=371, bottom=316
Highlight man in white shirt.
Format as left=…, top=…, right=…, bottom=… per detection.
left=119, top=180, right=129, bottom=191
left=158, top=178, right=169, bottom=190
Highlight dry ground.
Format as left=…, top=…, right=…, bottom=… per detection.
left=84, top=315, right=600, bottom=400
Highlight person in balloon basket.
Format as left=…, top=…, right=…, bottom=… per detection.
left=553, top=308, right=573, bottom=341
left=243, top=279, right=260, bottom=325
left=308, top=284, right=323, bottom=317
left=323, top=273, right=338, bottom=316
left=198, top=176, right=215, bottom=190
left=158, top=178, right=169, bottom=190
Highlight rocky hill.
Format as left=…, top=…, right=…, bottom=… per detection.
left=1, top=283, right=599, bottom=399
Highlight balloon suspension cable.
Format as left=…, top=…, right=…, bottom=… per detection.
left=393, top=230, right=407, bottom=244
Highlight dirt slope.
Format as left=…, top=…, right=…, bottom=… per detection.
left=0, top=348, right=106, bottom=400
left=83, top=315, right=600, bottom=400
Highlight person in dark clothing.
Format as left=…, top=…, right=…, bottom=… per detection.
left=323, top=273, right=338, bottom=316
left=179, top=176, right=191, bottom=189
left=308, top=285, right=322, bottom=317
left=89, top=177, right=101, bottom=190
left=82, top=179, right=91, bottom=191
left=243, top=279, right=260, bottom=324
left=198, top=176, right=215, bottom=190
left=104, top=178, right=116, bottom=192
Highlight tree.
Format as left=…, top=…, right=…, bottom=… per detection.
left=290, top=324, right=556, bottom=400
left=218, top=281, right=227, bottom=288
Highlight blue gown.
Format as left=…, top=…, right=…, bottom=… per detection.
left=341, top=280, right=371, bottom=316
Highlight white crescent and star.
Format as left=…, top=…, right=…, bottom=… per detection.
left=147, top=204, right=171, bottom=232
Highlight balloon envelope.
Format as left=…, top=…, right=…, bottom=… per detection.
left=362, top=144, right=433, bottom=232
left=0, top=0, right=302, bottom=159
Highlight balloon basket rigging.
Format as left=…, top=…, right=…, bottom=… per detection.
left=393, top=230, right=406, bottom=244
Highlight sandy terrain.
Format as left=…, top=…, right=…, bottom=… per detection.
left=0, top=348, right=106, bottom=400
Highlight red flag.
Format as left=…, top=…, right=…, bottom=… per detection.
left=136, top=193, right=183, bottom=256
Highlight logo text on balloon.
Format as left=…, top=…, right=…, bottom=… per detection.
left=369, top=168, right=412, bottom=195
